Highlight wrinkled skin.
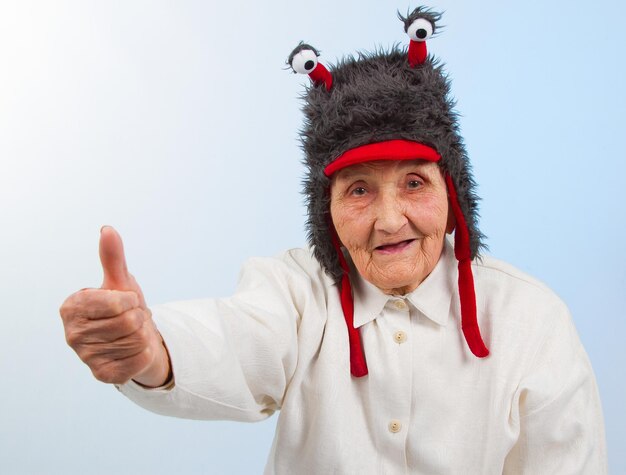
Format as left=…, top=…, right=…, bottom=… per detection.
left=330, top=160, right=454, bottom=295
left=59, top=226, right=170, bottom=387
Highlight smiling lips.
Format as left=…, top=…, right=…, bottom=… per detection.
left=374, top=239, right=416, bottom=254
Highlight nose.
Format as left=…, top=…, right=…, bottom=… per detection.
left=373, top=188, right=408, bottom=234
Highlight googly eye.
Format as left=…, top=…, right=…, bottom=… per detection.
left=407, top=18, right=434, bottom=42
left=290, top=49, right=319, bottom=75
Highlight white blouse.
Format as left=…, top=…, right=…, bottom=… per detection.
left=119, top=239, right=607, bottom=474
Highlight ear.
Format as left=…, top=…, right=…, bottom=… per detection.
left=446, top=197, right=456, bottom=234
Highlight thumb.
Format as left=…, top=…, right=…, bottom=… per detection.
left=99, top=225, right=132, bottom=290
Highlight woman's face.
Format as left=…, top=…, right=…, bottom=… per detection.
left=330, top=160, right=453, bottom=295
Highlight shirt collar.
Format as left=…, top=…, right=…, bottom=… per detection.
left=351, top=238, right=457, bottom=328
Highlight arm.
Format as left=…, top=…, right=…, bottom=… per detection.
left=503, top=303, right=607, bottom=474
left=117, top=254, right=303, bottom=422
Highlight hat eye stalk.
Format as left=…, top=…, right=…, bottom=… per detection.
left=407, top=17, right=434, bottom=42
left=398, top=6, right=441, bottom=67
left=287, top=42, right=333, bottom=91
left=289, top=45, right=319, bottom=75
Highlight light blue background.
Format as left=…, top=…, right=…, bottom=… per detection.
left=1, top=0, right=624, bottom=473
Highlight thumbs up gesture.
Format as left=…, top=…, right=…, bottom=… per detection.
left=59, top=226, right=171, bottom=387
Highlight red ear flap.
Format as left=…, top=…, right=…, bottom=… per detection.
left=445, top=174, right=490, bottom=358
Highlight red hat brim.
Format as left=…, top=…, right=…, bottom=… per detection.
left=324, top=139, right=441, bottom=177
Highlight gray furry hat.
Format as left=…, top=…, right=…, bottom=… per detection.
left=288, top=6, right=489, bottom=377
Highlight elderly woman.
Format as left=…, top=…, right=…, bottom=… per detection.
left=59, top=7, right=606, bottom=474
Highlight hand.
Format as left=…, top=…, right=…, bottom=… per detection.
left=59, top=226, right=171, bottom=387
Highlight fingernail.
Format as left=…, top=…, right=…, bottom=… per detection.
left=100, top=225, right=110, bottom=234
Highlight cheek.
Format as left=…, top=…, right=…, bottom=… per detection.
left=331, top=202, right=372, bottom=250
left=407, top=194, right=450, bottom=231
left=336, top=217, right=371, bottom=249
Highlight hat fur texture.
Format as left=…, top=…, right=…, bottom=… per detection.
left=299, top=47, right=485, bottom=283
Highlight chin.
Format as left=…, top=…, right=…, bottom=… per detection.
left=355, top=254, right=427, bottom=294
left=370, top=274, right=421, bottom=295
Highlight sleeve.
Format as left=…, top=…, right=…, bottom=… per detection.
left=117, top=254, right=306, bottom=422
left=503, top=301, right=607, bottom=474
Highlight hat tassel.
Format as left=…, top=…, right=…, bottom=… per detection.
left=445, top=174, right=490, bottom=358
left=331, top=226, right=369, bottom=377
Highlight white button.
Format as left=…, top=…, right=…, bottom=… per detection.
left=388, top=420, right=402, bottom=433
left=393, top=299, right=407, bottom=310
left=393, top=331, right=407, bottom=344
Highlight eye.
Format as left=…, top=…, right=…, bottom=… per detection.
left=406, top=175, right=424, bottom=189
left=407, top=18, right=434, bottom=42
left=290, top=49, right=319, bottom=75
left=350, top=186, right=367, bottom=196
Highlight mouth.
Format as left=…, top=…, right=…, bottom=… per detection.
left=374, top=239, right=416, bottom=254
